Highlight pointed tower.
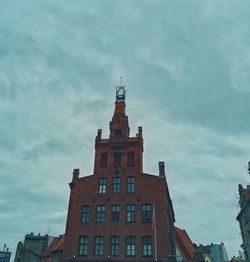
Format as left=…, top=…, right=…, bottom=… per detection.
left=94, top=79, right=143, bottom=175
left=109, top=84, right=129, bottom=138
left=62, top=82, right=176, bottom=262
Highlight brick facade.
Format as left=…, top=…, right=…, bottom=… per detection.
left=62, top=89, right=176, bottom=262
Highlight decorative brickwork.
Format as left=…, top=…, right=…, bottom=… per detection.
left=62, top=90, right=176, bottom=262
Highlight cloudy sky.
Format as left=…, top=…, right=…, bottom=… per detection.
left=1, top=0, right=250, bottom=260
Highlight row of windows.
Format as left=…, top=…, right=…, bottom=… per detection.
left=98, top=176, right=135, bottom=194
left=79, top=235, right=152, bottom=257
left=82, top=204, right=152, bottom=223
left=100, top=152, right=135, bottom=168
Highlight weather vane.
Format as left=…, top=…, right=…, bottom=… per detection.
left=115, top=76, right=126, bottom=102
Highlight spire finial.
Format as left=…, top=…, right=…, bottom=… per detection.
left=115, top=76, right=126, bottom=102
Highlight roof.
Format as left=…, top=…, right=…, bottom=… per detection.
left=229, top=259, right=245, bottom=262
left=50, top=235, right=64, bottom=253
left=142, top=172, right=175, bottom=222
left=175, top=226, right=196, bottom=262
left=42, top=235, right=64, bottom=260
left=25, top=233, right=46, bottom=240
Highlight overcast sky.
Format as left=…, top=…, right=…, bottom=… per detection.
left=1, top=0, right=250, bottom=260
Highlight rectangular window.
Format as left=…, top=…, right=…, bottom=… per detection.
left=113, top=177, right=120, bottom=193
left=96, top=205, right=105, bottom=223
left=141, top=204, right=152, bottom=223
left=100, top=153, right=108, bottom=168
left=110, top=236, right=119, bottom=256
left=115, top=129, right=122, bottom=136
left=98, top=178, right=106, bottom=194
left=127, top=152, right=135, bottom=167
left=126, top=236, right=136, bottom=256
left=127, top=176, right=135, bottom=193
left=79, top=236, right=88, bottom=256
left=126, top=204, right=135, bottom=223
left=81, top=206, right=90, bottom=223
left=114, top=152, right=121, bottom=168
left=142, top=236, right=152, bottom=256
left=111, top=205, right=120, bottom=223
left=94, top=236, right=104, bottom=256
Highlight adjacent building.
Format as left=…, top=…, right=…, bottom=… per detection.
left=193, top=244, right=211, bottom=262
left=237, top=165, right=250, bottom=262
left=209, top=243, right=228, bottom=262
left=14, top=233, right=54, bottom=262
left=0, top=245, right=11, bottom=262
left=62, top=85, right=176, bottom=261
left=193, top=243, right=228, bottom=262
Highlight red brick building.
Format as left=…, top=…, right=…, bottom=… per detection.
left=62, top=86, right=176, bottom=262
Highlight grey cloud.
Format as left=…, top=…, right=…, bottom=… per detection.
left=0, top=0, right=249, bottom=259
left=22, top=137, right=76, bottom=160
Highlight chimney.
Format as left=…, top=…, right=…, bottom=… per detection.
left=137, top=126, right=143, bottom=137
left=158, top=162, right=166, bottom=178
left=96, top=129, right=102, bottom=140
left=73, top=169, right=79, bottom=181
left=248, top=161, right=250, bottom=174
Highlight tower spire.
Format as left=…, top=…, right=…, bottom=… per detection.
left=115, top=76, right=126, bottom=102
left=109, top=77, right=129, bottom=138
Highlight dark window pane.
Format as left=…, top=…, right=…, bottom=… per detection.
left=100, top=153, right=108, bottom=168
left=96, top=205, right=105, bottom=223
left=114, top=152, right=121, bottom=168
left=81, top=206, right=90, bottom=223
left=141, top=204, right=152, bottom=223
left=94, top=236, right=104, bottom=256
left=79, top=236, right=88, bottom=256
left=113, top=177, right=120, bottom=193
left=112, top=205, right=120, bottom=223
left=126, top=204, right=135, bottom=222
left=142, top=236, right=152, bottom=256
left=126, top=236, right=136, bottom=256
left=127, top=176, right=135, bottom=193
left=127, top=152, right=135, bottom=167
left=110, top=236, right=119, bottom=256
left=115, top=129, right=122, bottom=136
left=99, top=178, right=106, bottom=194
